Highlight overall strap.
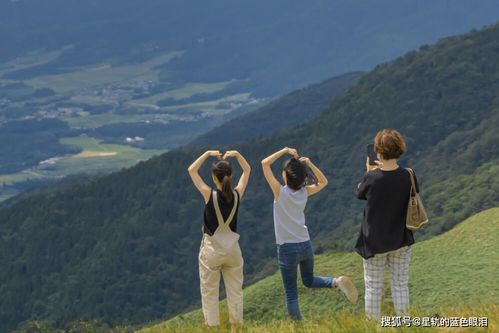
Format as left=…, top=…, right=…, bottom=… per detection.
left=406, top=168, right=417, bottom=197
left=212, top=190, right=239, bottom=230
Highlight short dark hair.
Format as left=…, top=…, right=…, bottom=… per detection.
left=283, top=158, right=307, bottom=190
left=374, top=129, right=406, bottom=160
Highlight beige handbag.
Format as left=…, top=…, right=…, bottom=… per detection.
left=406, top=168, right=429, bottom=230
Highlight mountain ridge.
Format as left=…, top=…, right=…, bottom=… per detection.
left=192, top=72, right=363, bottom=146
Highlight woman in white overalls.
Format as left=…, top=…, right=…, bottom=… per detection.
left=188, top=149, right=251, bottom=330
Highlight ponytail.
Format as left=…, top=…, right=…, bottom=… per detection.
left=212, top=160, right=234, bottom=202
left=221, top=175, right=234, bottom=202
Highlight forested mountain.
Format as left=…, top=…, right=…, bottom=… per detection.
left=2, top=0, right=499, bottom=201
left=193, top=72, right=363, bottom=145
left=1, top=23, right=499, bottom=332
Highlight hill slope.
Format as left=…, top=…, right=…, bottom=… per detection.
left=141, top=207, right=499, bottom=332
left=1, top=23, right=499, bottom=332
left=193, top=72, right=363, bottom=146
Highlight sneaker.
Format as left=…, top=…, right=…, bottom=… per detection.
left=335, top=276, right=358, bottom=303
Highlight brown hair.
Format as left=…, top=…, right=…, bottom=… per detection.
left=212, top=160, right=233, bottom=202
left=374, top=129, right=407, bottom=160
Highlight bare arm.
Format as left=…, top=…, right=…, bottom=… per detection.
left=300, top=157, right=328, bottom=197
left=261, top=147, right=298, bottom=200
left=223, top=150, right=251, bottom=198
left=187, top=150, right=222, bottom=203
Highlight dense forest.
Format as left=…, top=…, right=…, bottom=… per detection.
left=1, top=23, right=499, bottom=332
left=0, top=119, right=80, bottom=174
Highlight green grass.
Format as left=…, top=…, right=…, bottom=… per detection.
left=25, top=51, right=183, bottom=93
left=129, top=80, right=235, bottom=106
left=59, top=113, right=178, bottom=129
left=55, top=136, right=165, bottom=174
left=61, top=93, right=250, bottom=129
left=59, top=135, right=136, bottom=152
left=0, top=170, right=45, bottom=187
left=160, top=93, right=252, bottom=113
left=0, top=136, right=165, bottom=191
left=140, top=305, right=496, bottom=333
left=0, top=47, right=69, bottom=77
left=139, top=208, right=499, bottom=332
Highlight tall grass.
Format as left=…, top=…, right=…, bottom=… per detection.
left=139, top=209, right=499, bottom=333
left=139, top=304, right=496, bottom=332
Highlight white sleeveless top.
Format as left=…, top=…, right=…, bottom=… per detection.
left=273, top=185, right=310, bottom=245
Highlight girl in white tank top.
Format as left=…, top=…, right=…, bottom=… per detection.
left=273, top=184, right=310, bottom=245
left=262, top=147, right=358, bottom=320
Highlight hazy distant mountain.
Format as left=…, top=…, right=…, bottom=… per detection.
left=2, top=0, right=499, bottom=95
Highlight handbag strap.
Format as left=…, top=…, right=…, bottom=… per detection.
left=212, top=190, right=238, bottom=230
left=406, top=168, right=417, bottom=197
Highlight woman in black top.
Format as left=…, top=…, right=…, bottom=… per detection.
left=188, top=150, right=251, bottom=330
left=355, top=129, right=420, bottom=320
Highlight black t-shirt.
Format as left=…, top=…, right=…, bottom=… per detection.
left=203, top=189, right=240, bottom=236
left=354, top=167, right=419, bottom=259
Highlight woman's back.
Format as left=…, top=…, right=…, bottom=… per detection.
left=355, top=167, right=419, bottom=258
left=204, top=189, right=240, bottom=236
left=273, top=185, right=310, bottom=245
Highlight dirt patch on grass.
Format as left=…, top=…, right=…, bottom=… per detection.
left=75, top=151, right=118, bottom=158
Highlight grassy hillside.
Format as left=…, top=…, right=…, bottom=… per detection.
left=140, top=208, right=499, bottom=332
left=1, top=23, right=499, bottom=332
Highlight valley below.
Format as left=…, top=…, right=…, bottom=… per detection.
left=0, top=49, right=264, bottom=200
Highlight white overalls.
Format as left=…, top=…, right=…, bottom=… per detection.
left=199, top=190, right=244, bottom=326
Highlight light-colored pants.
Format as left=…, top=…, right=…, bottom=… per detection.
left=363, top=246, right=412, bottom=320
left=199, top=235, right=244, bottom=326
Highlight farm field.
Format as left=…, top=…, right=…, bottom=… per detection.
left=0, top=136, right=165, bottom=201
left=0, top=47, right=69, bottom=78
left=0, top=48, right=258, bottom=201
left=57, top=136, right=165, bottom=174
left=25, top=51, right=184, bottom=93
left=128, top=80, right=235, bottom=105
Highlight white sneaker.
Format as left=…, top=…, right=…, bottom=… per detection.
left=335, top=276, right=358, bottom=303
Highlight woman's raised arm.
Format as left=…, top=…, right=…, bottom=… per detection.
left=261, top=147, right=298, bottom=200
left=224, top=150, right=251, bottom=198
left=188, top=150, right=222, bottom=203
left=300, top=157, right=328, bottom=197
